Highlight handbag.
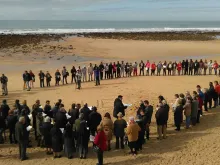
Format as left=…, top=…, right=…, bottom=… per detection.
left=92, top=145, right=101, bottom=153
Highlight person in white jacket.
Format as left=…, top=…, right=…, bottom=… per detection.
left=88, top=63, right=93, bottom=81
left=208, top=60, right=213, bottom=75
left=81, top=66, right=87, bottom=82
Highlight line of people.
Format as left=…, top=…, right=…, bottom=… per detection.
left=20, top=59, right=220, bottom=91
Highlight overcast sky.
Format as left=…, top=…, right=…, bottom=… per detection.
left=0, top=0, right=220, bottom=21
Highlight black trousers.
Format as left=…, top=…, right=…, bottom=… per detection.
left=97, top=150, right=103, bottom=165
left=40, top=79, right=44, bottom=88
left=71, top=74, right=76, bottom=83
left=185, top=68, right=188, bottom=75
left=168, top=69, right=172, bottom=75
left=96, top=76, right=100, bottom=86
left=77, top=80, right=81, bottom=89
left=139, top=69, right=144, bottom=76
left=194, top=68, right=198, bottom=75
left=163, top=69, right=166, bottom=76
left=117, top=69, right=120, bottom=78
left=19, top=141, right=27, bottom=160
left=55, top=79, right=60, bottom=85
left=9, top=128, right=16, bottom=143
left=146, top=125, right=150, bottom=139
left=189, top=68, right=193, bottom=75
left=191, top=117, right=197, bottom=126
left=151, top=70, right=155, bottom=75
left=79, top=145, right=87, bottom=157
left=100, top=72, right=104, bottom=80
left=204, top=100, right=208, bottom=111
left=63, top=76, right=67, bottom=84
left=116, top=136, right=124, bottom=149
left=109, top=71, right=113, bottom=79
left=46, top=80, right=50, bottom=87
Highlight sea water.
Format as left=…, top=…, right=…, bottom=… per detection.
left=0, top=20, right=220, bottom=34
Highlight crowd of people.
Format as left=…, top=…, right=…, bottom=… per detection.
left=0, top=80, right=220, bottom=164
left=18, top=59, right=220, bottom=92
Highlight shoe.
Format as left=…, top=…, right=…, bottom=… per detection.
left=58, top=155, right=62, bottom=158
left=175, top=129, right=180, bottom=131
left=80, top=155, right=83, bottom=159
left=21, top=157, right=29, bottom=161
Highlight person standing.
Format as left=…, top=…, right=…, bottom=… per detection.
left=68, top=103, right=79, bottom=125
left=209, top=82, right=218, bottom=108
left=172, top=61, right=177, bottom=76
left=143, top=100, right=153, bottom=140
left=114, top=112, right=127, bottom=149
left=162, top=61, right=167, bottom=76
left=213, top=61, right=219, bottom=76
left=7, top=110, right=18, bottom=144
left=38, top=70, right=45, bottom=88
left=50, top=123, right=63, bottom=158
left=183, top=97, right=192, bottom=129
left=55, top=69, right=61, bottom=86
left=151, top=62, right=156, bottom=76
left=82, top=66, right=87, bottom=82
left=95, top=67, right=101, bottom=86
left=113, top=62, right=117, bottom=78
left=77, top=113, right=89, bottom=159
left=204, top=60, right=208, bottom=75
left=208, top=60, right=213, bottom=75
left=157, top=61, right=162, bottom=76
left=45, top=71, right=52, bottom=87
left=0, top=99, right=10, bottom=119
left=94, top=125, right=107, bottom=165
left=167, top=61, right=172, bottom=76
left=214, top=81, right=220, bottom=106
left=22, top=71, right=27, bottom=90
left=63, top=123, right=76, bottom=159
left=99, top=62, right=105, bottom=80
left=127, top=117, right=140, bottom=156
left=155, top=103, right=167, bottom=140
left=62, top=66, right=68, bottom=84
left=76, top=70, right=82, bottom=90
left=198, top=59, right=204, bottom=75
left=23, top=71, right=31, bottom=91
left=71, top=66, right=77, bottom=83
left=185, top=59, right=189, bottom=75
left=174, top=99, right=184, bottom=131
left=29, top=70, right=35, bottom=88
left=55, top=107, right=68, bottom=129
left=113, top=95, right=127, bottom=118
left=121, top=61, right=125, bottom=77
left=108, top=62, right=113, bottom=79
left=181, top=60, right=185, bottom=75
left=104, top=63, right=109, bottom=79
left=100, top=113, right=114, bottom=151
left=189, top=59, right=194, bottom=75
left=88, top=107, right=102, bottom=136
left=88, top=63, right=94, bottom=81
left=133, top=62, right=138, bottom=76
left=177, top=61, right=182, bottom=76
left=191, top=95, right=199, bottom=126
left=139, top=60, right=145, bottom=76
left=116, top=61, right=121, bottom=78
left=15, top=116, right=28, bottom=161
left=40, top=116, right=53, bottom=155
left=145, top=60, right=151, bottom=76
left=194, top=60, right=199, bottom=75
left=0, top=74, right=8, bottom=95
left=44, top=100, right=52, bottom=118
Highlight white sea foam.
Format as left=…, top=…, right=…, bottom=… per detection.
left=1, top=28, right=220, bottom=34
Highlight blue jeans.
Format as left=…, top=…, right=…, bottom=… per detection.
left=186, top=116, right=191, bottom=128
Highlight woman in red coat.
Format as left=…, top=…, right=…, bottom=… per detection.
left=94, top=125, right=107, bottom=165
left=177, top=62, right=182, bottom=76
left=151, top=62, right=156, bottom=76
left=113, top=62, right=117, bottom=78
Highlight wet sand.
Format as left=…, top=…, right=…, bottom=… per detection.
left=0, top=35, right=220, bottom=165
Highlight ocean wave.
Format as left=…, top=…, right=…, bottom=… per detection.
left=1, top=28, right=220, bottom=34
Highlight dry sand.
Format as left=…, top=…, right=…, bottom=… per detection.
left=0, top=37, right=220, bottom=165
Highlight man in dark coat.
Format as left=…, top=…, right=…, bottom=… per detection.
left=113, top=95, right=127, bottom=118
left=0, top=99, right=10, bottom=119
left=80, top=103, right=91, bottom=122
left=144, top=100, right=153, bottom=140
left=174, top=100, right=184, bottom=131
left=7, top=110, right=18, bottom=144
left=55, top=108, right=67, bottom=128
left=44, top=100, right=52, bottom=118
left=88, top=106, right=102, bottom=136
left=113, top=112, right=127, bottom=149
left=52, top=102, right=60, bottom=119
left=0, top=115, right=6, bottom=143
left=32, top=100, right=41, bottom=140
left=15, top=116, right=28, bottom=161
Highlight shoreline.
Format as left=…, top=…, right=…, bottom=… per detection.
left=0, top=32, right=220, bottom=49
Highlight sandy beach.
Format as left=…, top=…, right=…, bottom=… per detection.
left=0, top=35, right=220, bottom=165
